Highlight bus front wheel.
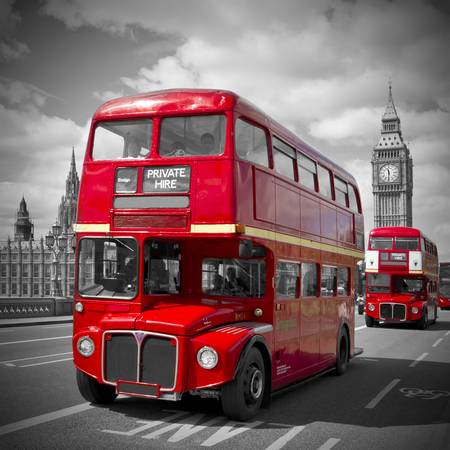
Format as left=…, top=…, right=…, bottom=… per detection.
left=416, top=309, right=428, bottom=330
left=76, top=369, right=117, bottom=404
left=221, top=347, right=265, bottom=421
left=365, top=314, right=375, bottom=328
left=335, top=329, right=349, bottom=375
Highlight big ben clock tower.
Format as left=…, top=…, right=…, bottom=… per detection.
left=372, top=84, right=413, bottom=227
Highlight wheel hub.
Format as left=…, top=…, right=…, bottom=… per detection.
left=248, top=368, right=263, bottom=401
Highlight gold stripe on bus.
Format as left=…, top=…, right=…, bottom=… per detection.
left=190, top=224, right=240, bottom=234
left=190, top=223, right=364, bottom=259
left=244, top=226, right=364, bottom=259
left=74, top=223, right=110, bottom=232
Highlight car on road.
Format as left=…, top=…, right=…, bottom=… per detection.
left=438, top=294, right=450, bottom=310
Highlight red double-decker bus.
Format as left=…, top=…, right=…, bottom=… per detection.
left=364, top=226, right=439, bottom=329
left=73, top=89, right=364, bottom=420
left=439, top=262, right=450, bottom=310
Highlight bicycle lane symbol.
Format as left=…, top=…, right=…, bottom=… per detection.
left=400, top=387, right=450, bottom=400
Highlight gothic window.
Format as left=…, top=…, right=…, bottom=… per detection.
left=33, top=264, right=39, bottom=277
left=33, top=283, right=39, bottom=295
left=12, top=265, right=17, bottom=277
left=23, top=284, right=28, bottom=295
left=12, top=283, right=17, bottom=295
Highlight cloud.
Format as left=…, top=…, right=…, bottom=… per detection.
left=16, top=0, right=450, bottom=259
left=0, top=0, right=29, bottom=61
left=0, top=79, right=88, bottom=239
left=93, top=89, right=125, bottom=102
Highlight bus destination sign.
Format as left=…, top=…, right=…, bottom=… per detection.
left=143, top=165, right=191, bottom=193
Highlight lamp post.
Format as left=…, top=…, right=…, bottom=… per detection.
left=45, top=221, right=68, bottom=297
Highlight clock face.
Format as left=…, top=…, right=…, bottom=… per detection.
left=379, top=164, right=399, bottom=182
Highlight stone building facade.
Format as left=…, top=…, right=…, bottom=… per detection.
left=372, top=84, right=413, bottom=227
left=0, top=149, right=79, bottom=298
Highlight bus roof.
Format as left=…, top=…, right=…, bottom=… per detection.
left=93, top=89, right=356, bottom=185
left=369, top=226, right=435, bottom=244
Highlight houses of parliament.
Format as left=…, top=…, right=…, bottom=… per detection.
left=0, top=150, right=79, bottom=298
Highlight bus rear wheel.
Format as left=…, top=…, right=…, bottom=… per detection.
left=335, top=329, right=349, bottom=375
left=76, top=369, right=117, bottom=404
left=221, top=347, right=265, bottom=421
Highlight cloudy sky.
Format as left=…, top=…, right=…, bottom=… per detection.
left=1, top=0, right=449, bottom=259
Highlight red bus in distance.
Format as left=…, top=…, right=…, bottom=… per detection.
left=73, top=89, right=365, bottom=420
left=439, top=262, right=450, bottom=310
left=364, top=226, right=439, bottom=329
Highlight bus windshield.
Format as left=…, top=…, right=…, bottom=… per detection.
left=78, top=238, right=137, bottom=298
left=367, top=273, right=390, bottom=293
left=393, top=276, right=424, bottom=294
left=159, top=115, right=226, bottom=157
left=202, top=258, right=266, bottom=298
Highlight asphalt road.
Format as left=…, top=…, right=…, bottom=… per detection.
left=0, top=312, right=449, bottom=449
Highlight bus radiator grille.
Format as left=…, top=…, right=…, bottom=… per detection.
left=380, top=303, right=406, bottom=320
left=104, top=332, right=177, bottom=389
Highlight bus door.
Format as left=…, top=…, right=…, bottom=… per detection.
left=274, top=262, right=302, bottom=380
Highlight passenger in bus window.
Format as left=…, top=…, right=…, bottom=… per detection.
left=200, top=133, right=215, bottom=154
left=225, top=267, right=245, bottom=293
left=124, top=135, right=141, bottom=158
left=149, top=259, right=170, bottom=293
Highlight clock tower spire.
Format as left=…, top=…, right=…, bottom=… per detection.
left=372, top=83, right=413, bottom=227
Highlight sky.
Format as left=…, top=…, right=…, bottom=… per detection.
left=0, top=0, right=449, bottom=259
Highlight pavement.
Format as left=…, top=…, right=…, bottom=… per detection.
left=0, top=315, right=73, bottom=328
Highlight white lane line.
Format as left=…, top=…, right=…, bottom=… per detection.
left=409, top=352, right=428, bottom=368
left=0, top=335, right=71, bottom=346
left=20, top=357, right=73, bottom=368
left=432, top=338, right=443, bottom=348
left=0, top=352, right=72, bottom=365
left=365, top=378, right=401, bottom=409
left=317, top=438, right=341, bottom=450
left=41, top=324, right=72, bottom=329
left=0, top=403, right=93, bottom=436
left=355, top=325, right=366, bottom=331
left=264, top=425, right=305, bottom=450
left=445, top=330, right=450, bottom=337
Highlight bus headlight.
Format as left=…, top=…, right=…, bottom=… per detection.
left=411, top=306, right=419, bottom=314
left=197, top=346, right=218, bottom=369
left=77, top=336, right=95, bottom=357
left=368, top=303, right=375, bottom=312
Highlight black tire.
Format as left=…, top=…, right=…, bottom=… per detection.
left=221, top=347, right=265, bottom=421
left=365, top=314, right=375, bottom=328
left=76, top=369, right=117, bottom=404
left=416, top=309, right=428, bottom=330
left=335, top=329, right=349, bottom=376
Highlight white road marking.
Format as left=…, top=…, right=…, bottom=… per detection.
left=20, top=357, right=73, bottom=367
left=0, top=403, right=92, bottom=436
left=0, top=352, right=72, bottom=365
left=445, top=330, right=450, bottom=337
left=317, top=438, right=341, bottom=450
left=41, top=324, right=72, bottom=329
left=409, top=352, right=428, bottom=368
left=0, top=335, right=71, bottom=346
left=200, top=420, right=263, bottom=447
left=365, top=378, right=401, bottom=409
left=355, top=325, right=366, bottom=331
left=264, top=425, right=305, bottom=450
left=432, top=338, right=443, bottom=348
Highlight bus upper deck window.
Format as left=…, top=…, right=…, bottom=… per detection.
left=235, top=119, right=269, bottom=167
left=370, top=237, right=393, bottom=250
left=92, top=120, right=152, bottom=160
left=159, top=115, right=226, bottom=157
